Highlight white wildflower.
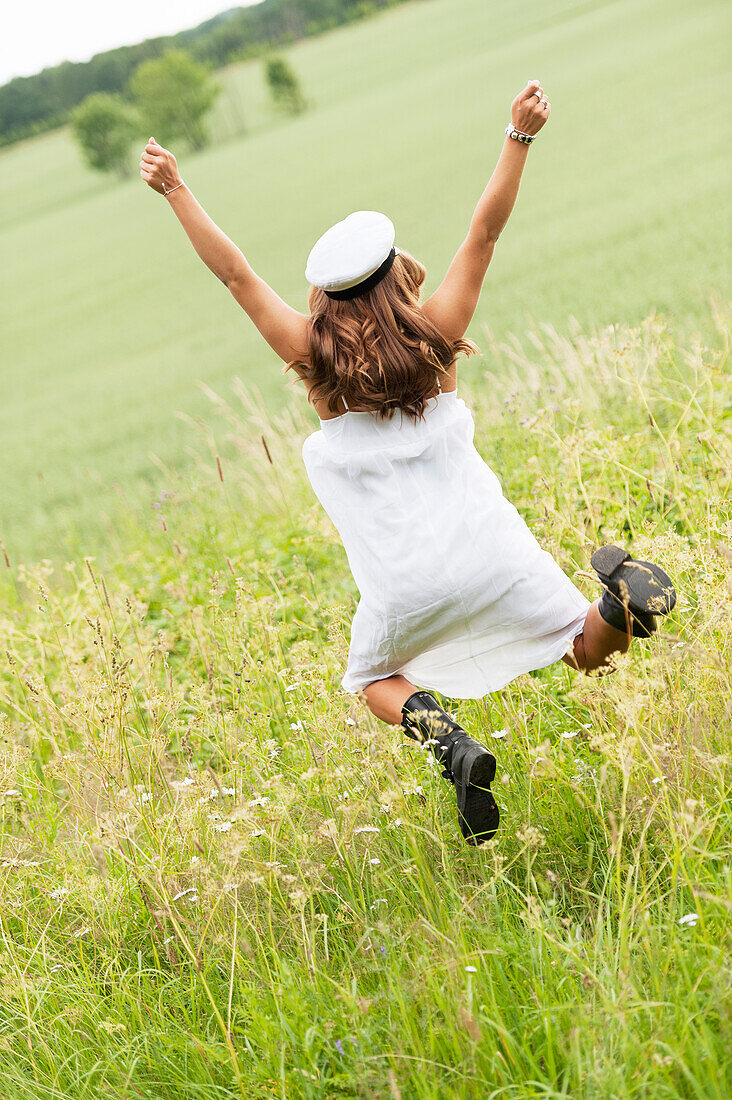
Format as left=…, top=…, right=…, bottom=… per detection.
left=369, top=858, right=381, bottom=866
left=250, top=829, right=265, bottom=838
left=214, top=821, right=232, bottom=833
left=2, top=789, right=21, bottom=798
left=561, top=730, right=578, bottom=740
left=491, top=729, right=508, bottom=739
left=465, top=965, right=478, bottom=973
left=172, top=887, right=198, bottom=902
left=249, top=796, right=270, bottom=808
left=290, top=720, right=304, bottom=732
left=678, top=913, right=699, bottom=927
left=49, top=888, right=69, bottom=901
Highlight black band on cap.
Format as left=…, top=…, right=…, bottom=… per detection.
left=324, top=248, right=397, bottom=301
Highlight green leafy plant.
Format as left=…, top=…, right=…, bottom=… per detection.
left=70, top=93, right=141, bottom=177
left=264, top=54, right=307, bottom=115
left=130, top=49, right=221, bottom=151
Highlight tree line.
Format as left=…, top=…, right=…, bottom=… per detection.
left=0, top=0, right=409, bottom=147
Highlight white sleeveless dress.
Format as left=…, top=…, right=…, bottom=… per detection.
left=301, top=388, right=591, bottom=698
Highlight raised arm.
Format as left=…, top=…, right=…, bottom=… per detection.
left=421, top=81, right=551, bottom=342
left=139, top=138, right=309, bottom=364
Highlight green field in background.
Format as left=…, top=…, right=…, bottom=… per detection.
left=0, top=0, right=729, bottom=562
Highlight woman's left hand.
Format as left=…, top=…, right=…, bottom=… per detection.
left=510, top=81, right=551, bottom=136
left=139, top=137, right=182, bottom=195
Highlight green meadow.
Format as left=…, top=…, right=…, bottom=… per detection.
left=0, top=0, right=729, bottom=562
left=0, top=0, right=731, bottom=1096
left=0, top=312, right=729, bottom=1097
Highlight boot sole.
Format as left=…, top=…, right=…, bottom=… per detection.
left=466, top=749, right=497, bottom=788
left=459, top=748, right=499, bottom=845
left=459, top=786, right=500, bottom=845
left=591, top=546, right=677, bottom=616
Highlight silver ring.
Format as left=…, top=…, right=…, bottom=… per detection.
left=532, top=90, right=542, bottom=99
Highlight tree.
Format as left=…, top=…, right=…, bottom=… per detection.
left=130, top=49, right=220, bottom=151
left=265, top=55, right=307, bottom=116
left=71, top=93, right=141, bottom=178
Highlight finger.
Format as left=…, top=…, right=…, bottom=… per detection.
left=145, top=141, right=164, bottom=154
left=140, top=169, right=153, bottom=181
left=141, top=152, right=161, bottom=165
left=522, top=81, right=542, bottom=100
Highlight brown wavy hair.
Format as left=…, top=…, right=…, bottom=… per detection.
left=286, top=250, right=478, bottom=420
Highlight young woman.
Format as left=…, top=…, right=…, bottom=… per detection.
left=140, top=81, right=676, bottom=845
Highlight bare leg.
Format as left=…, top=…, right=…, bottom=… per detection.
left=363, top=674, right=418, bottom=725
left=563, top=599, right=632, bottom=674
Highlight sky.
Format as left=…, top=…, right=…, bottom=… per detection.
left=1, top=1, right=262, bottom=85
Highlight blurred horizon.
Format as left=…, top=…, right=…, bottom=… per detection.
left=1, top=0, right=262, bottom=85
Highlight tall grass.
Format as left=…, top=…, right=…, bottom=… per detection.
left=0, top=305, right=730, bottom=1098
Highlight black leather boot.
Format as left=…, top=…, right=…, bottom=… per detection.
left=591, top=545, right=677, bottom=638
left=401, top=690, right=500, bottom=846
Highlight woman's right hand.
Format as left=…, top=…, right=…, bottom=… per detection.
left=510, top=81, right=551, bottom=136
left=139, top=137, right=183, bottom=195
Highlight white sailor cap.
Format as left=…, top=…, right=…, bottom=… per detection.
left=305, top=210, right=399, bottom=301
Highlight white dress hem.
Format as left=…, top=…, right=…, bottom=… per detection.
left=340, top=606, right=589, bottom=699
